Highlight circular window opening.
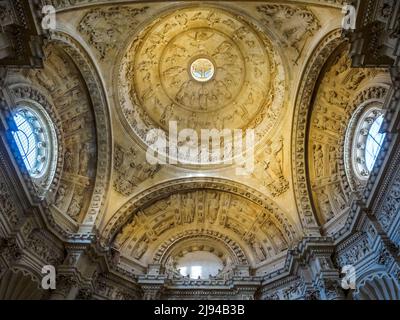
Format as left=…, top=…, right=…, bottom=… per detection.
left=176, top=251, right=223, bottom=279
left=12, top=107, right=56, bottom=180
left=190, top=58, right=215, bottom=82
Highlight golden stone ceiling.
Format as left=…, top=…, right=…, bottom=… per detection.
left=118, top=6, right=285, bottom=149
left=115, top=189, right=294, bottom=267
left=37, top=1, right=351, bottom=274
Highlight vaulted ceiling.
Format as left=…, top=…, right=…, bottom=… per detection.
left=2, top=0, right=391, bottom=277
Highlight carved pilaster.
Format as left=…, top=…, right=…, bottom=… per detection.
left=76, top=288, right=93, bottom=300
left=141, top=285, right=164, bottom=300
left=319, top=278, right=346, bottom=300
left=345, top=0, right=400, bottom=69
left=0, top=0, right=46, bottom=67
left=49, top=274, right=79, bottom=300
left=0, top=237, right=22, bottom=266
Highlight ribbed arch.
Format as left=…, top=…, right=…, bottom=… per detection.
left=357, top=274, right=400, bottom=300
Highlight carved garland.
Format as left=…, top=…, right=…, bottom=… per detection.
left=291, top=28, right=345, bottom=231
left=101, top=177, right=300, bottom=246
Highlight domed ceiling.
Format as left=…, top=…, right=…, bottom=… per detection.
left=42, top=0, right=347, bottom=277
left=2, top=0, right=399, bottom=301
left=118, top=6, right=285, bottom=164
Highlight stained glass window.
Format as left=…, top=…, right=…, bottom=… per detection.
left=12, top=109, right=47, bottom=177
left=365, top=115, right=385, bottom=172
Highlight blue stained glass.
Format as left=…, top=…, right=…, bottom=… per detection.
left=365, top=115, right=385, bottom=172
left=12, top=111, right=40, bottom=175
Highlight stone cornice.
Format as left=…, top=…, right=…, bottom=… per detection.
left=42, top=0, right=347, bottom=13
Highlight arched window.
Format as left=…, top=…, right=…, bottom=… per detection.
left=11, top=105, right=58, bottom=189
left=12, top=109, right=47, bottom=177
left=176, top=251, right=224, bottom=279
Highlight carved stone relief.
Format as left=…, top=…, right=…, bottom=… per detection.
left=256, top=4, right=320, bottom=64
left=252, top=136, right=289, bottom=197
left=336, top=232, right=372, bottom=267
left=26, top=230, right=64, bottom=266
left=0, top=176, right=20, bottom=227
left=113, top=143, right=161, bottom=196
left=308, top=48, right=387, bottom=224
left=117, top=6, right=286, bottom=166
left=113, top=190, right=290, bottom=265
left=25, top=45, right=98, bottom=224
left=378, top=178, right=400, bottom=233
left=3, top=0, right=399, bottom=301
left=103, top=178, right=298, bottom=250
left=291, top=29, right=348, bottom=231
left=78, top=6, right=149, bottom=60
left=48, top=30, right=113, bottom=229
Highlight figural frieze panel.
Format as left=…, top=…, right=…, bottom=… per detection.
left=308, top=48, right=388, bottom=225
left=256, top=4, right=321, bottom=64
left=113, top=143, right=161, bottom=196
left=78, top=6, right=149, bottom=60
left=113, top=190, right=290, bottom=265
left=23, top=45, right=99, bottom=224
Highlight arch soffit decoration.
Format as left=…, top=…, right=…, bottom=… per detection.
left=291, top=28, right=345, bottom=233
left=47, top=30, right=113, bottom=230
left=307, top=46, right=390, bottom=226
left=101, top=177, right=301, bottom=247
left=153, top=230, right=249, bottom=266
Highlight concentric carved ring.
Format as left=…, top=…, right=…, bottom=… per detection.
left=118, top=6, right=286, bottom=153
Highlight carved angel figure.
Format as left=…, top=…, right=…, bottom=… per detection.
left=313, top=144, right=324, bottom=178
left=257, top=137, right=289, bottom=196
left=55, top=185, right=66, bottom=208
left=68, top=196, right=82, bottom=219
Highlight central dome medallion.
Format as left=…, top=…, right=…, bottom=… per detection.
left=118, top=6, right=285, bottom=162
left=190, top=57, right=215, bottom=82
